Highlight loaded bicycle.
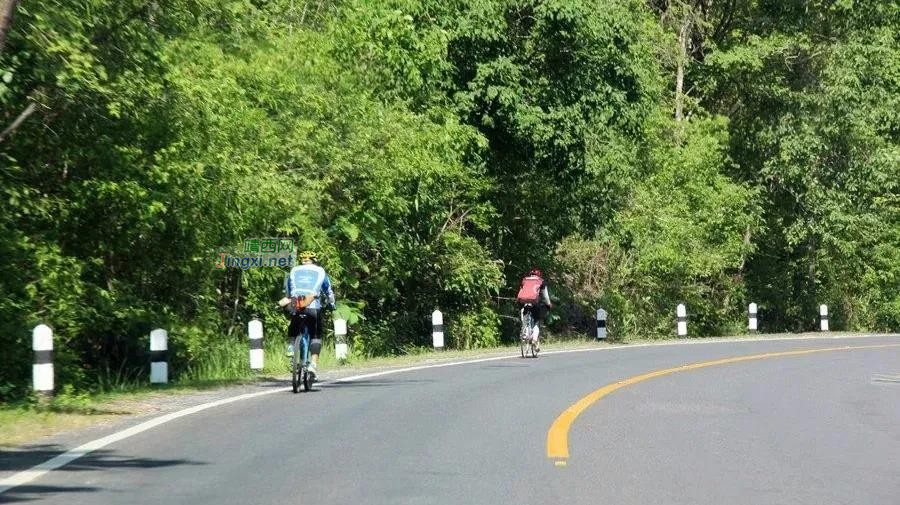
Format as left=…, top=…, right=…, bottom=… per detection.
left=520, top=304, right=539, bottom=358
left=290, top=311, right=314, bottom=393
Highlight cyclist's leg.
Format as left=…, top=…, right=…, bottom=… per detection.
left=286, top=312, right=301, bottom=355
left=519, top=305, right=527, bottom=339
left=532, top=304, right=546, bottom=349
left=304, top=307, right=322, bottom=372
left=524, top=305, right=536, bottom=337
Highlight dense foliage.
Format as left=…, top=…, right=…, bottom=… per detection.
left=1, top=0, right=897, bottom=397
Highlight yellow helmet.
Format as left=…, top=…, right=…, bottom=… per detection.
left=299, top=250, right=316, bottom=262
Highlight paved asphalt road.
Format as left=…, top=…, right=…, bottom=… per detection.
left=2, top=335, right=899, bottom=505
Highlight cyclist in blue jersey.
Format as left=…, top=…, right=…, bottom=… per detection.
left=279, top=250, right=336, bottom=379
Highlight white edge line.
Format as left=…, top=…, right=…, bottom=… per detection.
left=0, top=389, right=288, bottom=493
left=1, top=332, right=897, bottom=493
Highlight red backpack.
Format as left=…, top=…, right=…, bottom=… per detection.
left=516, top=276, right=543, bottom=304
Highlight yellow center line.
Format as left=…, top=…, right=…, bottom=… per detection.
left=546, top=343, right=900, bottom=464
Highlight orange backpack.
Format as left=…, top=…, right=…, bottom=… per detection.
left=516, top=276, right=543, bottom=304
left=292, top=294, right=317, bottom=311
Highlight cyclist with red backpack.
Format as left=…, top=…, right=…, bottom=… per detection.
left=516, top=268, right=553, bottom=352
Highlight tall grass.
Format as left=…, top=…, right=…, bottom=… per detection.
left=181, top=335, right=344, bottom=382
left=180, top=338, right=256, bottom=382
left=95, top=360, right=145, bottom=393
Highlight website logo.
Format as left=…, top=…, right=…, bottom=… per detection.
left=216, top=237, right=296, bottom=269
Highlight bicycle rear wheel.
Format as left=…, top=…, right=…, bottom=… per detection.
left=303, top=369, right=311, bottom=391
left=300, top=329, right=312, bottom=392
left=291, top=334, right=301, bottom=394
left=520, top=311, right=533, bottom=358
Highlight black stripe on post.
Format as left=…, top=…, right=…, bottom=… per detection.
left=821, top=316, right=829, bottom=322
left=249, top=339, right=264, bottom=350
left=34, top=350, right=53, bottom=365
left=597, top=320, right=606, bottom=328
left=433, top=324, right=444, bottom=333
left=676, top=316, right=687, bottom=323
left=150, top=350, right=168, bottom=362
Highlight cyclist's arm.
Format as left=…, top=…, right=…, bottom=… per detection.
left=322, top=274, right=336, bottom=308
left=278, top=272, right=292, bottom=308
left=541, top=285, right=552, bottom=308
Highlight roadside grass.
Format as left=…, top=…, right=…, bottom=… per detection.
left=0, top=407, right=122, bottom=447
left=0, top=330, right=882, bottom=447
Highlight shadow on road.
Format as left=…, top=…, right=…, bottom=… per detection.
left=326, top=379, right=436, bottom=389
left=0, top=484, right=99, bottom=503
left=257, top=376, right=439, bottom=389
left=252, top=376, right=293, bottom=387
left=0, top=444, right=205, bottom=502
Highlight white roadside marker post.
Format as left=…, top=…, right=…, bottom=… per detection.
left=249, top=319, right=264, bottom=370
left=432, top=310, right=444, bottom=350
left=748, top=303, right=758, bottom=334
left=820, top=304, right=829, bottom=331
left=676, top=304, right=688, bottom=337
left=334, top=318, right=348, bottom=361
left=150, top=328, right=169, bottom=384
left=32, top=324, right=54, bottom=397
left=596, top=308, right=607, bottom=340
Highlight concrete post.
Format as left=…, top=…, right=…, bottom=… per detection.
left=748, top=303, right=758, bottom=333
left=432, top=310, right=444, bottom=350
left=596, top=308, right=607, bottom=340
left=334, top=318, right=348, bottom=361
left=32, top=324, right=54, bottom=395
left=150, top=328, right=168, bottom=384
left=249, top=319, right=264, bottom=370
left=676, top=304, right=687, bottom=337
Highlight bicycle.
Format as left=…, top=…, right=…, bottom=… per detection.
left=290, top=312, right=313, bottom=393
left=520, top=304, right=539, bottom=358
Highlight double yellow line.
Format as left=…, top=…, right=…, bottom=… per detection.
left=547, top=343, right=900, bottom=465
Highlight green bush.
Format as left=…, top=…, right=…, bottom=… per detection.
left=449, top=306, right=501, bottom=350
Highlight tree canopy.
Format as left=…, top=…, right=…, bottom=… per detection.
left=1, top=0, right=897, bottom=397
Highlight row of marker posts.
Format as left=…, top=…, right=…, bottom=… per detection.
left=424, top=306, right=793, bottom=342
left=243, top=317, right=351, bottom=370
left=432, top=303, right=830, bottom=342
left=672, top=303, right=830, bottom=336
left=28, top=303, right=834, bottom=393
left=30, top=317, right=349, bottom=393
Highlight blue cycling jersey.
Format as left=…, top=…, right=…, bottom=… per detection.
left=284, top=263, right=335, bottom=310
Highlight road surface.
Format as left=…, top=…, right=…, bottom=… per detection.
left=2, top=335, right=899, bottom=504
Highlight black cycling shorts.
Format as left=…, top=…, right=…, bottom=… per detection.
left=523, top=304, right=548, bottom=322
left=288, top=307, right=322, bottom=342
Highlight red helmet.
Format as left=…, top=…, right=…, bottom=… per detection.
left=528, top=268, right=542, bottom=277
